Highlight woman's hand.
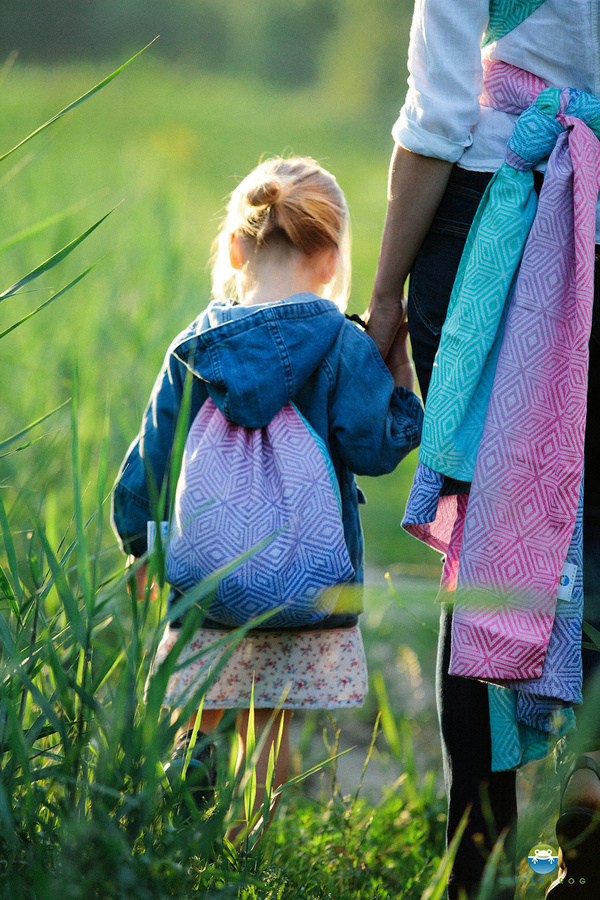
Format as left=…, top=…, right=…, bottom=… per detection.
left=368, top=145, right=453, bottom=357
left=364, top=292, right=407, bottom=358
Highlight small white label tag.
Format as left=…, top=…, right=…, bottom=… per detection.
left=557, top=562, right=577, bottom=602
left=147, top=520, right=169, bottom=551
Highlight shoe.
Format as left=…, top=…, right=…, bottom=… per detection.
left=546, top=755, right=600, bottom=896
left=164, top=728, right=217, bottom=812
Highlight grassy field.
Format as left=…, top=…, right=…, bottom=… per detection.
left=0, top=55, right=441, bottom=570
left=0, top=56, right=559, bottom=898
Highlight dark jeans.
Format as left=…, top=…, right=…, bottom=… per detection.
left=408, top=165, right=600, bottom=899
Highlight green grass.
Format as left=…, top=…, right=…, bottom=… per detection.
left=0, top=58, right=426, bottom=569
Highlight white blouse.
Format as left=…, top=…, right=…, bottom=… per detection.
left=393, top=0, right=600, bottom=172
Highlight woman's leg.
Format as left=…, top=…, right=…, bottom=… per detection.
left=408, top=166, right=517, bottom=897
left=437, top=608, right=517, bottom=899
left=580, top=258, right=600, bottom=724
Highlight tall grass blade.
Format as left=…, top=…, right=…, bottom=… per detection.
left=3, top=689, right=32, bottom=788
left=373, top=670, right=401, bottom=758
left=353, top=711, right=381, bottom=807
left=26, top=505, right=83, bottom=647
left=70, top=364, right=92, bottom=611
left=243, top=684, right=257, bottom=829
left=0, top=151, right=35, bottom=191
left=0, top=782, right=18, bottom=851
left=0, top=197, right=93, bottom=255
left=0, top=50, right=18, bottom=91
left=0, top=39, right=159, bottom=163
left=91, top=403, right=111, bottom=600
left=0, top=261, right=101, bottom=341
left=0, top=492, right=23, bottom=609
left=0, top=208, right=115, bottom=300
left=0, top=399, right=69, bottom=455
left=0, top=607, right=17, bottom=653
left=7, top=661, right=64, bottom=738
left=91, top=646, right=125, bottom=694
left=278, top=747, right=354, bottom=790
left=386, top=572, right=439, bottom=634
left=181, top=699, right=204, bottom=781
left=261, top=711, right=285, bottom=831
left=0, top=564, right=19, bottom=618
left=475, top=832, right=507, bottom=900
left=420, top=807, right=470, bottom=900
left=582, top=620, right=600, bottom=651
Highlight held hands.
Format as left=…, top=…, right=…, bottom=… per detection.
left=364, top=291, right=408, bottom=358
left=363, top=292, right=415, bottom=391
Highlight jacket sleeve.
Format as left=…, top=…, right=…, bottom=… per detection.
left=392, top=0, right=489, bottom=162
left=328, top=324, right=423, bottom=477
left=111, top=347, right=199, bottom=558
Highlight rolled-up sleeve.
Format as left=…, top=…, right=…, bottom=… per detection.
left=329, top=327, right=423, bottom=477
left=392, top=0, right=489, bottom=162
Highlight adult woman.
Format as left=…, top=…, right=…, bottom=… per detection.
left=368, top=2, right=600, bottom=897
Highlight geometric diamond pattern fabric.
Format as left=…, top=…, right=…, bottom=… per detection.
left=501, top=480, right=584, bottom=703
left=450, top=68, right=600, bottom=685
left=482, top=0, right=549, bottom=47
left=166, top=398, right=355, bottom=628
left=488, top=683, right=575, bottom=771
left=419, top=63, right=550, bottom=483
left=487, top=480, right=583, bottom=770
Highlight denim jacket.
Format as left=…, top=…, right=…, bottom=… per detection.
left=111, top=293, right=423, bottom=624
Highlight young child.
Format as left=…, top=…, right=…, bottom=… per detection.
left=111, top=156, right=423, bottom=833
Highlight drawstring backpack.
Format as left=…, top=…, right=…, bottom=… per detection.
left=165, top=398, right=355, bottom=629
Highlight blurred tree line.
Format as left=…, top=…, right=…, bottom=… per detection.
left=2, top=0, right=413, bottom=113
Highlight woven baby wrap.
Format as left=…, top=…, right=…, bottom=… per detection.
left=483, top=0, right=548, bottom=46
left=403, top=59, right=600, bottom=767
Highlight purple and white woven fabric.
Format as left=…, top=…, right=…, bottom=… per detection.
left=166, top=398, right=354, bottom=629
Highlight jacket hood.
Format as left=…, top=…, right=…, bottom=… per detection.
left=173, top=293, right=346, bottom=427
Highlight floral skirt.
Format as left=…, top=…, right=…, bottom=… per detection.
left=147, top=623, right=368, bottom=710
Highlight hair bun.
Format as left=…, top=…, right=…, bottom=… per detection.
left=246, top=178, right=281, bottom=207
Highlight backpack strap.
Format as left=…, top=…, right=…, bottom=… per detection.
left=482, top=0, right=548, bottom=47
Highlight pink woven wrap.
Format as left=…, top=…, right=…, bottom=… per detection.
left=447, top=61, right=600, bottom=682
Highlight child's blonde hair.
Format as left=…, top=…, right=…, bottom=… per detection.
left=212, top=156, right=351, bottom=311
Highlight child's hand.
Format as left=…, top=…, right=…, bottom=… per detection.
left=385, top=321, right=415, bottom=392
left=126, top=557, right=159, bottom=601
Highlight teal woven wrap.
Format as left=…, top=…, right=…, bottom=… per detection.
left=419, top=82, right=600, bottom=482
left=482, top=0, right=548, bottom=46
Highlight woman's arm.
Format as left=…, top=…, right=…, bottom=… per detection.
left=368, top=0, right=488, bottom=356
left=367, top=145, right=453, bottom=357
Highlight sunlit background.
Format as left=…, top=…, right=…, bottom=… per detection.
left=0, top=0, right=443, bottom=573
